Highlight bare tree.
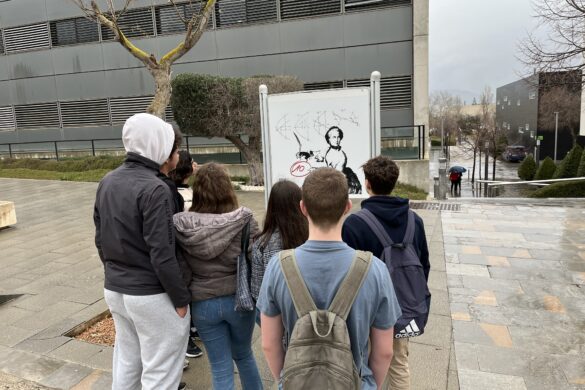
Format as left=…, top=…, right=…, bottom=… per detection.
left=479, top=86, right=506, bottom=180
left=71, top=0, right=216, bottom=117
left=538, top=85, right=581, bottom=146
left=519, top=0, right=585, bottom=77
left=430, top=91, right=462, bottom=158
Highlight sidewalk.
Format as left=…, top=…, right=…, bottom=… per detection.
left=3, top=178, right=584, bottom=389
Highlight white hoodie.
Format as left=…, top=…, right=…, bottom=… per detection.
left=122, top=113, right=174, bottom=165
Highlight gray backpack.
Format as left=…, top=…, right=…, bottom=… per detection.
left=279, top=249, right=372, bottom=390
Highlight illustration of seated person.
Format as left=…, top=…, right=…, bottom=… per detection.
left=294, top=132, right=325, bottom=168
left=324, top=126, right=362, bottom=194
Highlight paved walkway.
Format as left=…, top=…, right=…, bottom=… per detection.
left=1, top=178, right=584, bottom=389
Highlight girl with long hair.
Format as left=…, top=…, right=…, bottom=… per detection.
left=250, top=180, right=309, bottom=304
left=173, top=163, right=263, bottom=390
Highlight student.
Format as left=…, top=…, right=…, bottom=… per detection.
left=342, top=156, right=430, bottom=390
left=158, top=129, right=183, bottom=214
left=173, top=163, right=263, bottom=390
left=257, top=168, right=401, bottom=390
left=250, top=180, right=308, bottom=315
left=94, top=113, right=191, bottom=390
left=169, top=150, right=198, bottom=212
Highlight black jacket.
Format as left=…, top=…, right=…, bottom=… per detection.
left=94, top=153, right=191, bottom=307
left=157, top=172, right=184, bottom=214
left=342, top=196, right=430, bottom=280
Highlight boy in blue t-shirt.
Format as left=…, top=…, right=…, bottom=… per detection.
left=257, top=168, right=401, bottom=389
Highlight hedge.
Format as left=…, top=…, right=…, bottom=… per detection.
left=553, top=144, right=583, bottom=179
left=517, top=153, right=536, bottom=181
left=529, top=180, right=585, bottom=198
left=534, top=157, right=557, bottom=180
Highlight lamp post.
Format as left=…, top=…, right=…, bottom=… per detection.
left=554, top=111, right=559, bottom=162
left=484, top=141, right=489, bottom=197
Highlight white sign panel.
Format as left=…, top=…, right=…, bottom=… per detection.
left=263, top=88, right=374, bottom=198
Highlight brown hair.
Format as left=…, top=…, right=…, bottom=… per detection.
left=362, top=156, right=400, bottom=195
left=169, top=150, right=193, bottom=185
left=169, top=127, right=183, bottom=159
left=302, top=168, right=348, bottom=229
left=257, top=180, right=308, bottom=249
left=190, top=162, right=238, bottom=214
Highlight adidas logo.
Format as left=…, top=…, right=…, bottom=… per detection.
left=395, top=319, right=421, bottom=338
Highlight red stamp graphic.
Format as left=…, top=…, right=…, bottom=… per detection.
left=290, top=161, right=311, bottom=177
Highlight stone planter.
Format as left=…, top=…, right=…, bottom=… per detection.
left=0, top=201, right=16, bottom=228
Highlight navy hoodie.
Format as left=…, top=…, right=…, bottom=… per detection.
left=342, top=196, right=430, bottom=280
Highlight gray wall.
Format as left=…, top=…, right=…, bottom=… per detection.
left=496, top=77, right=539, bottom=147
left=0, top=1, right=416, bottom=144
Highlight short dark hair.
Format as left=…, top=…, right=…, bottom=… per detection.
left=169, top=150, right=193, bottom=185
left=169, top=127, right=183, bottom=159
left=362, top=156, right=400, bottom=195
left=325, top=126, right=344, bottom=144
left=302, top=168, right=348, bottom=229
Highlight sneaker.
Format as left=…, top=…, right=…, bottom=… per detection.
left=191, top=330, right=201, bottom=341
left=183, top=358, right=189, bottom=370
left=178, top=382, right=187, bottom=390
left=186, top=338, right=204, bottom=358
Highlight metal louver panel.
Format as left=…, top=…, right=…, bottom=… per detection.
left=0, top=30, right=4, bottom=55
left=280, top=0, right=340, bottom=20
left=156, top=2, right=211, bottom=35
left=165, top=106, right=175, bottom=122
left=347, top=76, right=412, bottom=109
left=60, top=99, right=110, bottom=127
left=380, top=75, right=412, bottom=109
left=109, top=96, right=153, bottom=124
left=304, top=81, right=344, bottom=90
left=101, top=7, right=154, bottom=40
left=4, top=23, right=50, bottom=53
left=345, top=0, right=411, bottom=12
left=0, top=106, right=15, bottom=131
left=246, top=0, right=277, bottom=23
left=50, top=17, right=99, bottom=47
left=215, top=0, right=276, bottom=27
left=14, top=102, right=60, bottom=129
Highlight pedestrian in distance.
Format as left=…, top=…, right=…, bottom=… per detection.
left=258, top=167, right=402, bottom=390
left=94, top=113, right=191, bottom=390
left=250, top=180, right=308, bottom=325
left=449, top=170, right=462, bottom=195
left=173, top=163, right=263, bottom=390
left=342, top=156, right=431, bottom=390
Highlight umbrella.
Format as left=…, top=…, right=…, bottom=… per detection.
left=449, top=166, right=467, bottom=173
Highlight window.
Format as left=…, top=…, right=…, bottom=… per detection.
left=503, top=96, right=508, bottom=102
left=0, top=30, right=4, bottom=55
left=215, top=0, right=277, bottom=27
left=508, top=100, right=511, bottom=106
left=50, top=17, right=99, bottom=47
left=518, top=126, right=524, bottom=134
left=156, top=2, right=212, bottom=35
left=304, top=80, right=344, bottom=90
left=525, top=123, right=529, bottom=131
left=165, top=105, right=175, bottom=122
left=101, top=7, right=154, bottom=40
left=496, top=100, right=500, bottom=105
left=60, top=99, right=110, bottom=127
left=517, top=99, right=521, bottom=106
left=280, top=0, right=340, bottom=20
left=14, top=102, right=60, bottom=129
left=347, top=75, right=412, bottom=109
left=0, top=106, right=15, bottom=131
left=529, top=91, right=536, bottom=100
left=345, top=0, right=411, bottom=12
left=3, top=23, right=50, bottom=53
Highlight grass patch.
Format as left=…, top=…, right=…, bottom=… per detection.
left=0, top=156, right=124, bottom=172
left=394, top=182, right=427, bottom=200
left=0, top=168, right=110, bottom=182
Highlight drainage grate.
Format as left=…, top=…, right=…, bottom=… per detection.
left=410, top=202, right=461, bottom=211
left=0, top=294, right=23, bottom=306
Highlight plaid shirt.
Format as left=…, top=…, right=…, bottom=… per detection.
left=250, top=231, right=282, bottom=301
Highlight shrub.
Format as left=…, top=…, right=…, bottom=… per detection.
left=578, top=148, right=585, bottom=177
left=530, top=180, right=585, bottom=198
left=517, top=153, right=536, bottom=180
left=534, top=157, right=557, bottom=180
left=553, top=144, right=583, bottom=179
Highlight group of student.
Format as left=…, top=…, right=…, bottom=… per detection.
left=94, top=113, right=430, bottom=390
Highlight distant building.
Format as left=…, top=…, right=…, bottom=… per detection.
left=496, top=71, right=583, bottom=160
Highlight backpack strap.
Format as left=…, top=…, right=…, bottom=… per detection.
left=402, top=210, right=416, bottom=245
left=279, top=249, right=317, bottom=317
left=328, top=250, right=372, bottom=320
left=355, top=209, right=395, bottom=262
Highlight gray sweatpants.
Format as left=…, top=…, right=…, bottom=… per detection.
left=104, top=289, right=190, bottom=390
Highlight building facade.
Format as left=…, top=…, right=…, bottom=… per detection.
left=496, top=72, right=582, bottom=161
left=0, top=0, right=428, bottom=162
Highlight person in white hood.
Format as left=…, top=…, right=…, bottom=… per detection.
left=94, top=113, right=191, bottom=390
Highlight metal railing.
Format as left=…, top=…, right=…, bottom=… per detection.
left=475, top=177, right=585, bottom=197
left=381, top=125, right=426, bottom=160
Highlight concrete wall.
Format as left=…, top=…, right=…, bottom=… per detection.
left=395, top=159, right=429, bottom=192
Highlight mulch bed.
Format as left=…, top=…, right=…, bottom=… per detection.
left=75, top=315, right=115, bottom=347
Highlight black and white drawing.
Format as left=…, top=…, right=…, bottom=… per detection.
left=324, top=126, right=362, bottom=194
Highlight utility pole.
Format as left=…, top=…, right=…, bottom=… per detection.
left=554, top=111, right=559, bottom=162
left=441, top=116, right=445, bottom=158
left=484, top=141, right=489, bottom=197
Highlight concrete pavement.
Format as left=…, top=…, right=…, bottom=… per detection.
left=1, top=177, right=584, bottom=389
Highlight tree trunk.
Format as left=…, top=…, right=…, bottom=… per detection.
left=492, top=150, right=497, bottom=181
left=471, top=146, right=477, bottom=183
left=226, top=135, right=264, bottom=186
left=147, top=65, right=172, bottom=119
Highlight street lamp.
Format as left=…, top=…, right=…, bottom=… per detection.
left=554, top=111, right=559, bottom=162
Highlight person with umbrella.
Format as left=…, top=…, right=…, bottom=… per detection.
left=449, top=166, right=466, bottom=195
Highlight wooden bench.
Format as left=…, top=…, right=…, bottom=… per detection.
left=0, top=201, right=16, bottom=228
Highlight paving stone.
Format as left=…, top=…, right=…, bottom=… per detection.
left=15, top=336, right=70, bottom=355
left=453, top=342, right=479, bottom=370
left=429, top=270, right=448, bottom=291
left=430, top=288, right=450, bottom=316
left=38, top=362, right=94, bottom=389
left=409, top=342, right=450, bottom=390
left=0, top=326, right=40, bottom=348
left=413, top=313, right=452, bottom=348
left=70, top=369, right=112, bottom=390
left=0, top=305, right=36, bottom=325
left=2, top=353, right=64, bottom=383
left=452, top=321, right=496, bottom=348
left=12, top=301, right=88, bottom=332
left=49, top=340, right=106, bottom=365
left=13, top=286, right=82, bottom=312
left=84, top=347, right=113, bottom=371
left=458, top=368, right=527, bottom=390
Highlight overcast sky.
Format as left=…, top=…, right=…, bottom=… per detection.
left=429, top=0, right=544, bottom=103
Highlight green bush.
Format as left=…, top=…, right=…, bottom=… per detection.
left=578, top=148, right=585, bottom=177
left=517, top=153, right=536, bottom=181
left=0, top=156, right=124, bottom=172
left=430, top=136, right=456, bottom=147
left=534, top=157, right=557, bottom=180
left=553, top=144, right=583, bottom=179
left=530, top=180, right=585, bottom=198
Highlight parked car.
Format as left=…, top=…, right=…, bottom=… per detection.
left=502, top=145, right=527, bottom=162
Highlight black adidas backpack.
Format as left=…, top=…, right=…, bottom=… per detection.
left=356, top=208, right=431, bottom=338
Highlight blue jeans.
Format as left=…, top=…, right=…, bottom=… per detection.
left=192, top=295, right=263, bottom=390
